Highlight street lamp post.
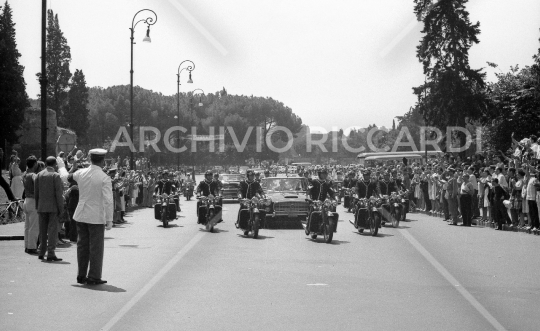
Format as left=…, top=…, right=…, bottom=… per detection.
left=176, top=60, right=195, bottom=172
left=129, top=9, right=157, bottom=170
left=189, top=89, right=204, bottom=180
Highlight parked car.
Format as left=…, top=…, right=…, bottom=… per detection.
left=260, top=175, right=310, bottom=227
left=219, top=174, right=244, bottom=201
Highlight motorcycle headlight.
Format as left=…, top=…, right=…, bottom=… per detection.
left=208, top=194, right=215, bottom=199
left=201, top=196, right=207, bottom=202
left=162, top=193, right=168, bottom=199
left=324, top=200, right=332, bottom=208
left=332, top=201, right=338, bottom=207
left=251, top=197, right=259, bottom=204
left=265, top=198, right=272, bottom=206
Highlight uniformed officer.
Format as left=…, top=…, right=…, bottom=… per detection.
left=69, top=148, right=113, bottom=285
left=378, top=172, right=397, bottom=196
left=236, top=170, right=265, bottom=228
left=196, top=171, right=219, bottom=224
left=154, top=171, right=176, bottom=196
left=355, top=170, right=378, bottom=199
left=342, top=171, right=357, bottom=210
left=306, top=167, right=336, bottom=231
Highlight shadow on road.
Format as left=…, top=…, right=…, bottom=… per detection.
left=305, top=238, right=350, bottom=245
left=157, top=224, right=182, bottom=228
left=104, top=237, right=114, bottom=240
left=41, top=260, right=71, bottom=265
left=354, top=232, right=394, bottom=238
left=199, top=228, right=229, bottom=233
left=71, top=284, right=126, bottom=293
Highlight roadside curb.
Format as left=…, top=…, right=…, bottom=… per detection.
left=0, top=235, right=24, bottom=241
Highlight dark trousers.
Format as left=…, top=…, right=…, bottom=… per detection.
left=0, top=175, right=16, bottom=201
left=472, top=190, right=480, bottom=217
left=460, top=195, right=472, bottom=226
left=443, top=197, right=450, bottom=220
left=422, top=186, right=431, bottom=211
left=68, top=209, right=78, bottom=241
left=76, top=222, right=105, bottom=280
left=38, top=212, right=58, bottom=257
left=495, top=201, right=508, bottom=229
left=528, top=200, right=540, bottom=229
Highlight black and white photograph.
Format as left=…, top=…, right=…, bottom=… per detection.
left=1, top=0, right=540, bottom=330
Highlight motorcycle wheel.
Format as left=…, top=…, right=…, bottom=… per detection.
left=370, top=213, right=380, bottom=236
left=305, top=216, right=311, bottom=235
left=392, top=209, right=401, bottom=228
left=324, top=218, right=334, bottom=243
left=208, top=211, right=215, bottom=232
left=161, top=209, right=168, bottom=228
left=253, top=215, right=260, bottom=239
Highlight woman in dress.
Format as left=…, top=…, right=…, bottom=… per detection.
left=10, top=157, right=24, bottom=199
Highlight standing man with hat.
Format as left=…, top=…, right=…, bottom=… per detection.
left=69, top=148, right=113, bottom=285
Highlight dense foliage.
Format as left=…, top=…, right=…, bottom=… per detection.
left=0, top=1, right=28, bottom=145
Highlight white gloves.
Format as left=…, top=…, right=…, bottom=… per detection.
left=106, top=220, right=113, bottom=230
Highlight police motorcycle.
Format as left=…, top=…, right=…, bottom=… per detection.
left=342, top=188, right=354, bottom=212
left=154, top=192, right=178, bottom=228
left=305, top=198, right=339, bottom=243
left=184, top=175, right=194, bottom=201
left=236, top=170, right=268, bottom=239
left=153, top=173, right=179, bottom=228
left=304, top=167, right=339, bottom=243
left=238, top=195, right=271, bottom=239
left=350, top=195, right=382, bottom=236
left=387, top=192, right=403, bottom=228
left=399, top=190, right=409, bottom=223
left=197, top=194, right=222, bottom=232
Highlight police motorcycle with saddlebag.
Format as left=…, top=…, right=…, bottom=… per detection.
left=153, top=172, right=179, bottom=228
left=304, top=168, right=339, bottom=243
left=235, top=170, right=267, bottom=239
left=196, top=171, right=223, bottom=231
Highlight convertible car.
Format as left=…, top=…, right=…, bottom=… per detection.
left=260, top=175, right=310, bottom=227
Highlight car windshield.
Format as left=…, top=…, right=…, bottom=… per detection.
left=262, top=178, right=307, bottom=192
left=220, top=175, right=243, bottom=182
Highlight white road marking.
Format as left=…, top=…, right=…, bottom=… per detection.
left=100, top=232, right=206, bottom=331
left=306, top=283, right=328, bottom=286
left=400, top=229, right=507, bottom=331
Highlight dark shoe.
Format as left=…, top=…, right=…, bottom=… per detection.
left=46, top=256, right=63, bottom=262
left=25, top=248, right=28, bottom=253
left=86, top=278, right=107, bottom=285
left=38, top=255, right=44, bottom=260
left=76, top=276, right=87, bottom=284
left=448, top=223, right=457, bottom=226
left=217, top=219, right=223, bottom=223
left=26, top=249, right=38, bottom=255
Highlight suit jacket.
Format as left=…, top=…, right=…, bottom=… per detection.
left=70, top=165, right=113, bottom=225
left=34, top=167, right=65, bottom=214
left=447, top=177, right=459, bottom=199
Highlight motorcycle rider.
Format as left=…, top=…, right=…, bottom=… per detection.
left=154, top=171, right=177, bottom=196
left=306, top=167, right=336, bottom=230
left=378, top=171, right=397, bottom=196
left=196, top=170, right=220, bottom=224
left=342, top=171, right=357, bottom=211
left=236, top=169, right=265, bottom=228
left=264, top=169, right=271, bottom=178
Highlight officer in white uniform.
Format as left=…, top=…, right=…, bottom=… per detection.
left=69, top=148, right=113, bottom=285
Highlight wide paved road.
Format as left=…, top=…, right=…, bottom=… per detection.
left=2, top=183, right=540, bottom=330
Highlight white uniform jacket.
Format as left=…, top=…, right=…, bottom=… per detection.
left=72, top=165, right=113, bottom=225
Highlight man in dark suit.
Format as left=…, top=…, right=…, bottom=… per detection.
left=34, top=156, right=65, bottom=261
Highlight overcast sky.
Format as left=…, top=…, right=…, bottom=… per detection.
left=10, top=0, right=540, bottom=132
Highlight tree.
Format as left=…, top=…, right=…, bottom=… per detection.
left=0, top=1, right=28, bottom=145
left=412, top=0, right=488, bottom=149
left=36, top=9, right=71, bottom=124
left=65, top=69, right=89, bottom=143
left=482, top=35, right=540, bottom=152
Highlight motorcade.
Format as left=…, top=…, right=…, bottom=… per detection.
left=154, top=193, right=178, bottom=228
left=260, top=176, right=310, bottom=227
left=219, top=174, right=244, bottom=201
left=305, top=198, right=339, bottom=243
left=197, top=194, right=221, bottom=232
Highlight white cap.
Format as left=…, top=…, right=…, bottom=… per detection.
left=88, top=148, right=108, bottom=156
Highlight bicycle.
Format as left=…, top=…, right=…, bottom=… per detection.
left=0, top=199, right=25, bottom=225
